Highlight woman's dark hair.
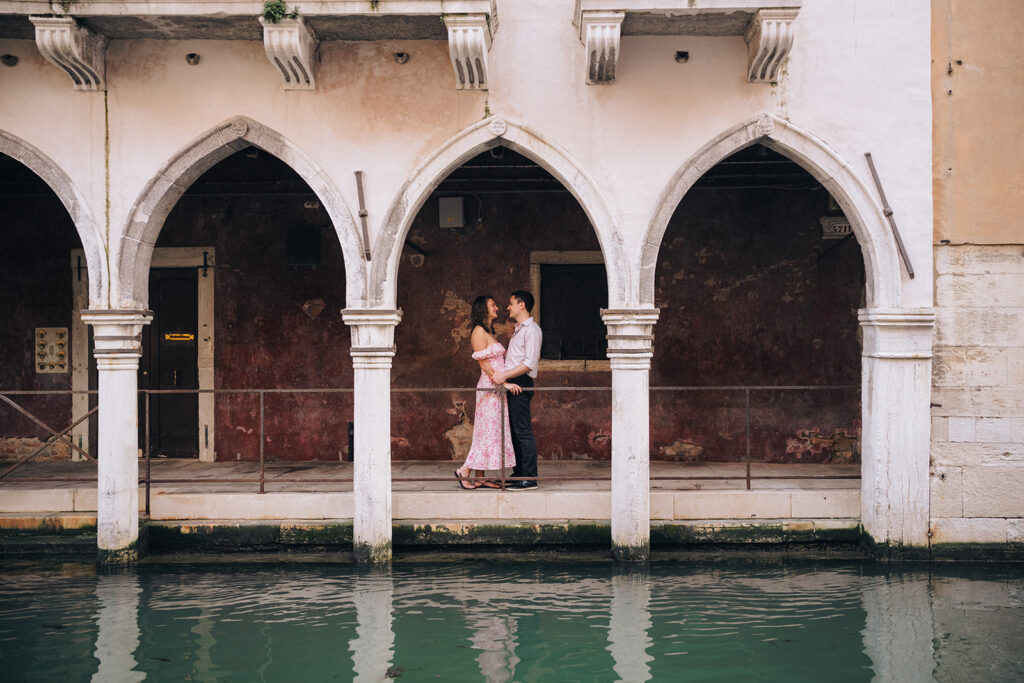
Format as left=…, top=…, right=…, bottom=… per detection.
left=470, top=295, right=495, bottom=335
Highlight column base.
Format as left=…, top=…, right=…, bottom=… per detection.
left=858, top=529, right=930, bottom=562
left=611, top=541, right=650, bottom=563
left=354, top=540, right=392, bottom=565
left=97, top=541, right=140, bottom=566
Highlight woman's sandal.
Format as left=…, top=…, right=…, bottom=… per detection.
left=477, top=480, right=502, bottom=489
left=454, top=469, right=478, bottom=490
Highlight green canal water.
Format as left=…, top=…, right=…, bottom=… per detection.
left=1, top=557, right=1022, bottom=682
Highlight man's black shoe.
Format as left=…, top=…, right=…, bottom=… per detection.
left=507, top=480, right=538, bottom=491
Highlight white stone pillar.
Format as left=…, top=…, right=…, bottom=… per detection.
left=81, top=310, right=152, bottom=564
left=341, top=308, right=402, bottom=564
left=859, top=308, right=935, bottom=556
left=602, top=308, right=660, bottom=561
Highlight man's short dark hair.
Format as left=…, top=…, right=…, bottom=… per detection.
left=511, top=290, right=535, bottom=313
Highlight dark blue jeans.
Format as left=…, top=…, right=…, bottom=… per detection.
left=506, top=375, right=537, bottom=479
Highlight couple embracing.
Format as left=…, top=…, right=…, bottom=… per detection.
left=454, top=290, right=541, bottom=491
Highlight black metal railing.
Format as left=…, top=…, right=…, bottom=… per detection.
left=1, top=385, right=861, bottom=516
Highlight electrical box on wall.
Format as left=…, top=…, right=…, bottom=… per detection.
left=35, top=327, right=68, bottom=373
left=439, top=196, right=464, bottom=229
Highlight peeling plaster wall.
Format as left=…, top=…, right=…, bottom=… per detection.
left=0, top=165, right=81, bottom=455
left=652, top=185, right=864, bottom=464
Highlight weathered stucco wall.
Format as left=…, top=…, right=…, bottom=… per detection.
left=929, top=2, right=1024, bottom=545
left=652, top=183, right=863, bottom=463
left=932, top=0, right=1024, bottom=244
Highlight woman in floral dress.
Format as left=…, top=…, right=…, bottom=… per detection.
left=455, top=295, right=517, bottom=489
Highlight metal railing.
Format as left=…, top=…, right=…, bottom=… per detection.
left=1, top=385, right=861, bottom=515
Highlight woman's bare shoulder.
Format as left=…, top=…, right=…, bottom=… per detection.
left=470, top=325, right=491, bottom=351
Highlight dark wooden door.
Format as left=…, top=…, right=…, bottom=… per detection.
left=140, top=268, right=199, bottom=457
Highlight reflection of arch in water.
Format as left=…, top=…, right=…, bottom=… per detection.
left=368, top=116, right=631, bottom=308
left=115, top=116, right=364, bottom=309
left=0, top=129, right=106, bottom=307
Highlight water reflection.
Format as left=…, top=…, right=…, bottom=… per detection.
left=350, top=569, right=395, bottom=681
left=607, top=569, right=653, bottom=682
left=862, top=575, right=934, bottom=682
left=2, top=560, right=1022, bottom=681
left=92, top=572, right=144, bottom=683
left=464, top=602, right=520, bottom=682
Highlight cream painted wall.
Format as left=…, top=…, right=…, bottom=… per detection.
left=0, top=0, right=933, bottom=310
left=0, top=37, right=107, bottom=254
left=932, top=0, right=1024, bottom=245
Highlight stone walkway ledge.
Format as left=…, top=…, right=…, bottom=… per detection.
left=0, top=461, right=860, bottom=522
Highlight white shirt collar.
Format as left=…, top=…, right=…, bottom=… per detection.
left=514, top=316, right=534, bottom=332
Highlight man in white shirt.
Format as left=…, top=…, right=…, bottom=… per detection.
left=493, top=290, right=542, bottom=490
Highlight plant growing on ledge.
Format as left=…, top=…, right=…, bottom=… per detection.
left=262, top=1, right=301, bottom=23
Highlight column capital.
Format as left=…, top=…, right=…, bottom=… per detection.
left=81, top=309, right=152, bottom=365
left=342, top=308, right=402, bottom=368
left=602, top=308, right=660, bottom=370
left=858, top=308, right=935, bottom=360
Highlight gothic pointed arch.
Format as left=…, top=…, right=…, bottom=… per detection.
left=116, top=116, right=365, bottom=308
left=640, top=113, right=904, bottom=309
left=0, top=129, right=106, bottom=306
left=368, top=116, right=630, bottom=309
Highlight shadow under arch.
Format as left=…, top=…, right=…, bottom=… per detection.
left=0, top=129, right=106, bottom=307
left=368, top=116, right=630, bottom=309
left=640, top=113, right=903, bottom=309
left=116, top=116, right=365, bottom=309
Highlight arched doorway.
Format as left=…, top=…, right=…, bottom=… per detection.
left=145, top=146, right=353, bottom=462
left=643, top=114, right=932, bottom=551
left=651, top=142, right=864, bottom=473
left=0, top=133, right=103, bottom=466
left=392, top=143, right=614, bottom=465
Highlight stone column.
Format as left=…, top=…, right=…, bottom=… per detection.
left=80, top=310, right=152, bottom=564
left=341, top=308, right=402, bottom=564
left=859, top=308, right=935, bottom=556
left=602, top=308, right=660, bottom=561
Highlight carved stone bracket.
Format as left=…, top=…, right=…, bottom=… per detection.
left=259, top=16, right=318, bottom=90
left=745, top=8, right=799, bottom=83
left=579, top=11, right=624, bottom=85
left=30, top=16, right=107, bottom=91
left=444, top=14, right=492, bottom=91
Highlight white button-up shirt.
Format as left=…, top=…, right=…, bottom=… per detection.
left=506, top=317, right=542, bottom=379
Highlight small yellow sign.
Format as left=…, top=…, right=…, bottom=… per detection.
left=164, top=333, right=195, bottom=341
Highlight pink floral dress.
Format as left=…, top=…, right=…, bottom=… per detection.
left=464, top=342, right=517, bottom=470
